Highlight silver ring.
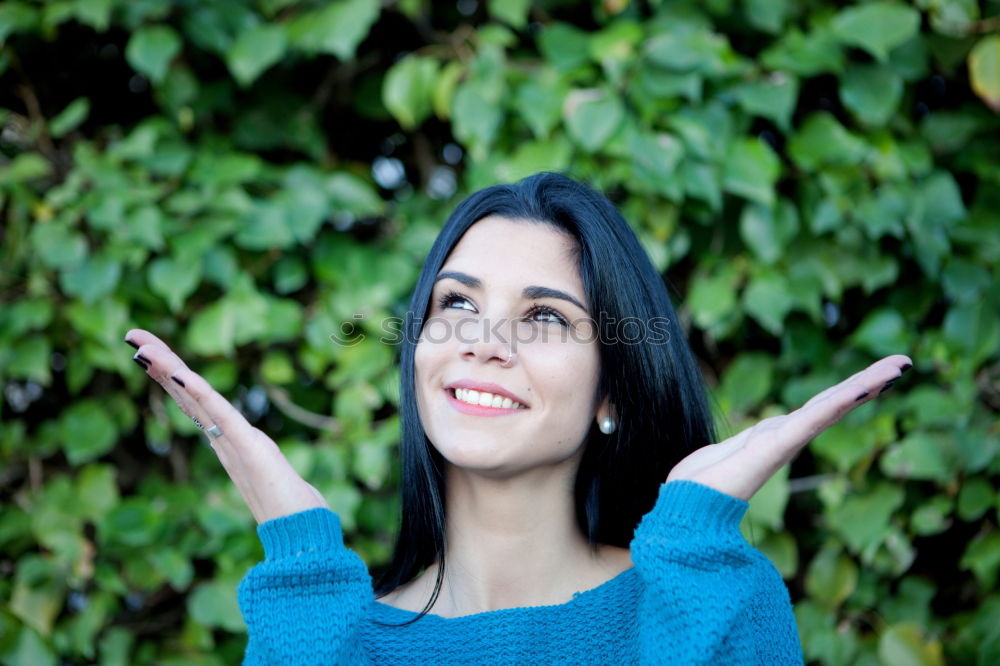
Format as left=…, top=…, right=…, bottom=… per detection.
left=206, top=425, right=223, bottom=438
left=191, top=416, right=204, bottom=429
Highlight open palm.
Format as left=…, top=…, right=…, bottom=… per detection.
left=124, top=328, right=328, bottom=524
left=668, top=355, right=912, bottom=501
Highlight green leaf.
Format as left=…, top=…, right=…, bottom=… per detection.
left=878, top=623, right=946, bottom=666
left=628, top=130, right=684, bottom=197
left=148, top=255, right=203, bottom=313
left=688, top=265, right=740, bottom=331
left=49, top=97, right=90, bottom=138
left=186, top=301, right=236, bottom=356
left=743, top=0, right=793, bottom=34
left=942, top=300, right=1000, bottom=364
left=538, top=23, right=591, bottom=71
left=739, top=200, right=798, bottom=264
left=840, top=63, right=903, bottom=126
left=0, top=4, right=39, bottom=46
left=59, top=253, right=122, bottom=304
left=850, top=309, right=910, bottom=357
left=831, top=2, right=921, bottom=61
left=125, top=25, right=182, bottom=83
left=826, top=482, right=905, bottom=553
left=261, top=350, right=296, bottom=384
left=76, top=464, right=120, bottom=522
left=103, top=499, right=163, bottom=547
left=0, top=625, right=58, bottom=666
left=743, top=268, right=794, bottom=335
left=452, top=84, right=504, bottom=160
left=5, top=336, right=51, bottom=384
left=969, top=35, right=1000, bottom=112
left=226, top=24, right=287, bottom=87
left=787, top=112, right=867, bottom=171
left=723, top=138, right=781, bottom=206
left=746, top=463, right=789, bottom=530
left=910, top=496, right=953, bottom=536
left=564, top=88, right=624, bottom=153
left=760, top=27, right=844, bottom=76
left=732, top=74, right=798, bottom=131
left=957, top=478, right=995, bottom=522
left=286, top=0, right=380, bottom=59
left=60, top=400, right=118, bottom=466
left=382, top=55, right=439, bottom=129
left=880, top=433, right=951, bottom=482
left=718, top=352, right=774, bottom=413
left=514, top=77, right=566, bottom=139
left=488, top=0, right=530, bottom=29
left=0, top=152, right=51, bottom=184
left=806, top=545, right=858, bottom=609
left=960, top=530, right=1000, bottom=589
left=644, top=28, right=736, bottom=76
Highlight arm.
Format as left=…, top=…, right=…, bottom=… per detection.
left=632, top=480, right=802, bottom=665
left=237, top=508, right=372, bottom=666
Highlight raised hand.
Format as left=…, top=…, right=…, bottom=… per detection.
left=668, top=355, right=912, bottom=501
left=124, top=328, right=328, bottom=524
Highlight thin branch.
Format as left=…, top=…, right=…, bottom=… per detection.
left=263, top=384, right=343, bottom=433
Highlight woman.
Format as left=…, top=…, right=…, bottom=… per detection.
left=125, top=173, right=909, bottom=664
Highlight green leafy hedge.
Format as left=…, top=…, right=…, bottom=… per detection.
left=1, top=1, right=998, bottom=663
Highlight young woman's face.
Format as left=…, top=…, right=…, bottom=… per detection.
left=414, top=215, right=603, bottom=478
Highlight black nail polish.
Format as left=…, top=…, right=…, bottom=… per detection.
left=900, top=363, right=912, bottom=373
left=125, top=339, right=139, bottom=349
left=171, top=375, right=186, bottom=388
left=854, top=391, right=869, bottom=402
left=133, top=357, right=150, bottom=370
left=133, top=353, right=150, bottom=365
left=879, top=379, right=897, bottom=395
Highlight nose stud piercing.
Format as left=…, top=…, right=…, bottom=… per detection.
left=500, top=344, right=516, bottom=368
left=599, top=417, right=616, bottom=435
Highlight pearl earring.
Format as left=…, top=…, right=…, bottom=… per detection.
left=599, top=416, right=616, bottom=435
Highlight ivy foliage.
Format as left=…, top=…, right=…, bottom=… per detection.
left=1, top=0, right=999, bottom=663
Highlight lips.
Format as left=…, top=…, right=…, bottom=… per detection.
left=443, top=378, right=530, bottom=407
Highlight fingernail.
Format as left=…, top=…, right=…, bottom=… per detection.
left=900, top=363, right=912, bottom=373
left=854, top=391, right=869, bottom=402
left=879, top=379, right=897, bottom=395
left=132, top=352, right=150, bottom=365
left=171, top=375, right=186, bottom=387
left=133, top=357, right=149, bottom=370
left=125, top=339, right=139, bottom=349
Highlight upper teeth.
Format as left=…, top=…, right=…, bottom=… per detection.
left=453, top=388, right=524, bottom=409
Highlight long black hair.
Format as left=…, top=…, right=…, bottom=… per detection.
left=373, top=172, right=716, bottom=614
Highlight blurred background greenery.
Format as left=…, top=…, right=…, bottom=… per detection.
left=1, top=0, right=999, bottom=663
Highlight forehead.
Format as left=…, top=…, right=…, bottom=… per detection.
left=442, top=216, right=580, bottom=285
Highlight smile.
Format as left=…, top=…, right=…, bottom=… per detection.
left=452, top=387, right=525, bottom=409
left=445, top=388, right=528, bottom=416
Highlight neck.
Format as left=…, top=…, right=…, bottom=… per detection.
left=390, top=464, right=630, bottom=618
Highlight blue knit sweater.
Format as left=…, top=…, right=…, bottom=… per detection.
left=237, top=481, right=803, bottom=664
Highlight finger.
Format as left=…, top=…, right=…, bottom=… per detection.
left=167, top=365, right=270, bottom=466
left=800, top=355, right=912, bottom=411
left=129, top=342, right=203, bottom=423
left=124, top=328, right=180, bottom=354
left=774, top=355, right=913, bottom=454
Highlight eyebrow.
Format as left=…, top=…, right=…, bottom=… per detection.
left=435, top=270, right=589, bottom=314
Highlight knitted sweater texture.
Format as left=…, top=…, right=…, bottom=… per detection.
left=237, top=481, right=804, bottom=664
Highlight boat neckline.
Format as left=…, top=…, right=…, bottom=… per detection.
left=370, top=566, right=639, bottom=621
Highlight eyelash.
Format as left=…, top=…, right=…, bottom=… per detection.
left=436, top=290, right=569, bottom=326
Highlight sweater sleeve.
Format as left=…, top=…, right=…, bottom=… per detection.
left=630, top=481, right=803, bottom=665
left=236, top=508, right=372, bottom=665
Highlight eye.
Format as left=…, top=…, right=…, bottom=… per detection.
left=527, top=304, right=567, bottom=326
left=437, top=290, right=476, bottom=312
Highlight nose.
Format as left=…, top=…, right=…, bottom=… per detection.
left=456, top=318, right=516, bottom=367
